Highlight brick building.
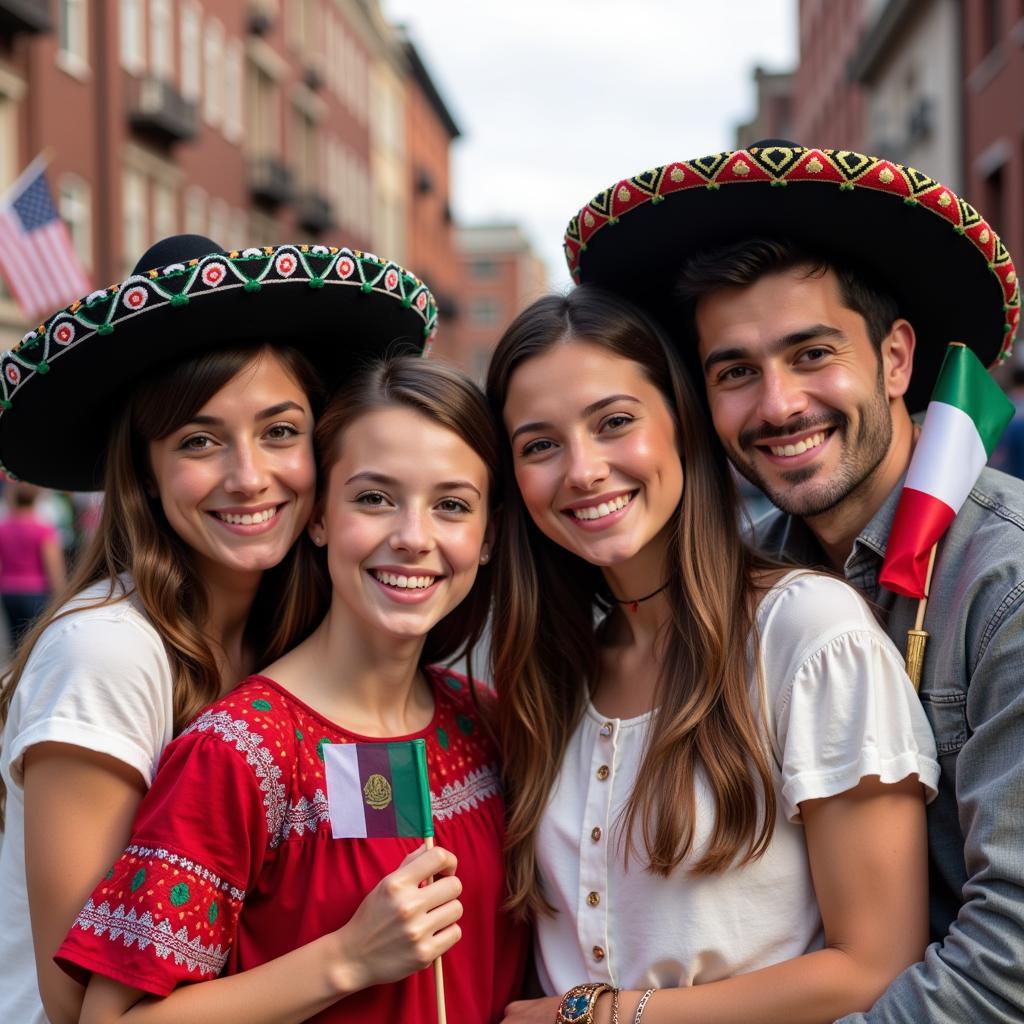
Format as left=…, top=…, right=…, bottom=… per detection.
left=0, top=0, right=459, bottom=349
left=450, top=223, right=547, bottom=383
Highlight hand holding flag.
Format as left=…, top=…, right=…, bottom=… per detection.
left=880, top=342, right=1014, bottom=685
left=324, top=737, right=450, bottom=1023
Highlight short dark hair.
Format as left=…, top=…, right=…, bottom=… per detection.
left=677, top=237, right=900, bottom=351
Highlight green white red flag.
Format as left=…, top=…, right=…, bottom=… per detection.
left=323, top=737, right=434, bottom=839
left=880, top=343, right=1014, bottom=598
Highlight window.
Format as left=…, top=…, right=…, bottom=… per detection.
left=246, top=56, right=280, bottom=157
left=149, top=0, right=172, bottom=81
left=58, top=0, right=89, bottom=74
left=470, top=298, right=499, bottom=327
left=292, top=100, right=318, bottom=191
left=224, top=40, right=243, bottom=143
left=203, top=17, right=224, bottom=127
left=184, top=185, right=206, bottom=236
left=180, top=2, right=201, bottom=101
left=152, top=181, right=176, bottom=242
left=122, top=169, right=148, bottom=275
left=59, top=175, right=92, bottom=270
left=120, top=0, right=145, bottom=74
left=471, top=259, right=498, bottom=279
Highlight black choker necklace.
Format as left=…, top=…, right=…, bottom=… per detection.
left=609, top=580, right=671, bottom=614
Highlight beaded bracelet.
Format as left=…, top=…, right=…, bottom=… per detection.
left=633, top=988, right=657, bottom=1023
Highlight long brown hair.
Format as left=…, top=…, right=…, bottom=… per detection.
left=486, top=286, right=781, bottom=919
left=314, top=356, right=499, bottom=674
left=0, top=344, right=329, bottom=821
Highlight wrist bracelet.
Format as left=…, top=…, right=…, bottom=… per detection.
left=556, top=982, right=614, bottom=1023
left=633, top=988, right=656, bottom=1023
left=611, top=986, right=620, bottom=1024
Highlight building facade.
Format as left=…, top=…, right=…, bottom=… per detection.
left=450, top=223, right=547, bottom=383
left=0, top=0, right=458, bottom=349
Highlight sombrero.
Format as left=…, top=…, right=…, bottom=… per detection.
left=0, top=234, right=439, bottom=490
left=564, top=141, right=1020, bottom=413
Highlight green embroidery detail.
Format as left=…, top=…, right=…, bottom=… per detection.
left=360, top=281, right=374, bottom=293
left=0, top=400, right=10, bottom=410
left=456, top=714, right=474, bottom=736
left=130, top=868, right=146, bottom=892
left=308, top=276, right=325, bottom=289
left=839, top=182, right=855, bottom=191
left=97, top=323, right=114, bottom=335
left=295, top=729, right=303, bottom=741
left=651, top=194, right=665, bottom=204
left=317, top=737, right=331, bottom=761
left=903, top=197, right=918, bottom=205
left=251, top=698, right=272, bottom=711
left=436, top=726, right=449, bottom=750
left=444, top=676, right=463, bottom=691
left=208, top=901, right=219, bottom=925
left=170, top=882, right=191, bottom=907
left=170, top=292, right=189, bottom=307
left=244, top=279, right=262, bottom=293
left=401, top=296, right=412, bottom=308
left=35, top=361, right=49, bottom=374
left=105, top=867, right=115, bottom=880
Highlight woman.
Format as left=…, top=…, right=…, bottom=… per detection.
left=486, top=287, right=939, bottom=1024
left=0, top=481, right=67, bottom=644
left=56, top=357, right=527, bottom=1023
left=0, top=235, right=439, bottom=1024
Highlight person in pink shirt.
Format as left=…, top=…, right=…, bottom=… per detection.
left=0, top=482, right=67, bottom=644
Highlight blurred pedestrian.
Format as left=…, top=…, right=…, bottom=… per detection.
left=0, top=482, right=66, bottom=645
left=988, top=366, right=1024, bottom=478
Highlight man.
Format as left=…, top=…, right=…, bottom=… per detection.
left=564, top=143, right=1024, bottom=1021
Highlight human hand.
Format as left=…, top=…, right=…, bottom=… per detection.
left=334, top=844, right=463, bottom=993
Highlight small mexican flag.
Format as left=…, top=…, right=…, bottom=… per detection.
left=880, top=343, right=1014, bottom=598
left=323, top=737, right=434, bottom=839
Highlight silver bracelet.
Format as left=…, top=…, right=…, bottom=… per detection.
left=633, top=988, right=656, bottom=1023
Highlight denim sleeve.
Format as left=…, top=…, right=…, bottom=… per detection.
left=836, top=594, right=1024, bottom=1023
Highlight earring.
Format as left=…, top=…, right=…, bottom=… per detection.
left=314, top=534, right=324, bottom=546
left=480, top=551, right=490, bottom=564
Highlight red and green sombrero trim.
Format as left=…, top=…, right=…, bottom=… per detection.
left=0, top=244, right=439, bottom=411
left=564, top=146, right=1020, bottom=365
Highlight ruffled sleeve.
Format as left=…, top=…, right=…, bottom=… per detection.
left=759, top=572, right=940, bottom=822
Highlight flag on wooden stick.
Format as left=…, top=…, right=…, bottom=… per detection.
left=324, top=737, right=434, bottom=840
left=880, top=343, right=1014, bottom=598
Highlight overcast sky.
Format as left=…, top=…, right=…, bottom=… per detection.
left=382, top=1, right=798, bottom=289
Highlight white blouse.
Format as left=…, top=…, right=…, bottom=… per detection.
left=534, top=571, right=939, bottom=994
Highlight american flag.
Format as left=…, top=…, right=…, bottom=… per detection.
left=0, top=156, right=91, bottom=323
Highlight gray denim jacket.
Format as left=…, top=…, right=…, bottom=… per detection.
left=754, top=467, right=1024, bottom=1022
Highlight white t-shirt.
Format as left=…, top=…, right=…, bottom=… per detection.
left=535, top=571, right=940, bottom=994
left=0, top=578, right=173, bottom=1024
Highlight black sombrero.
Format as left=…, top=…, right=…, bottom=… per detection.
left=0, top=234, right=439, bottom=491
left=564, top=141, right=1020, bottom=413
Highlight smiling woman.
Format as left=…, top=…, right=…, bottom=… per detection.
left=55, top=357, right=528, bottom=1024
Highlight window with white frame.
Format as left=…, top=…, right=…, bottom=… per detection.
left=119, top=0, right=145, bottom=74
left=203, top=17, right=224, bottom=127
left=224, top=39, right=243, bottom=143
left=152, top=181, right=176, bottom=241
left=122, top=168, right=149, bottom=275
left=59, top=175, right=93, bottom=270
left=149, top=0, right=172, bottom=81
left=58, top=0, right=89, bottom=73
left=246, top=55, right=280, bottom=157
left=180, top=1, right=201, bottom=101
left=184, top=185, right=206, bottom=236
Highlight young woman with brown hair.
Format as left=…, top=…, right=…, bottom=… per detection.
left=486, top=286, right=939, bottom=1024
left=0, top=236, right=439, bottom=1024
left=56, top=357, right=526, bottom=1023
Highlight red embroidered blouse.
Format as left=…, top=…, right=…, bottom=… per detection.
left=57, top=669, right=527, bottom=1023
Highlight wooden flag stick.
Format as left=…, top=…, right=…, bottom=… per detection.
left=424, top=834, right=448, bottom=1024
left=905, top=543, right=938, bottom=690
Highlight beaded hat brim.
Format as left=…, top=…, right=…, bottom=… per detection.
left=564, top=143, right=1020, bottom=413
left=0, top=236, right=439, bottom=490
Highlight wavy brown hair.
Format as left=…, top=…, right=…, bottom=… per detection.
left=314, top=356, right=499, bottom=676
left=0, top=344, right=329, bottom=822
left=486, top=287, right=782, bottom=919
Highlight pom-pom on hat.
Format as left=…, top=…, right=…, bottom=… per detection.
left=564, top=141, right=1019, bottom=413
left=0, top=234, right=439, bottom=490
